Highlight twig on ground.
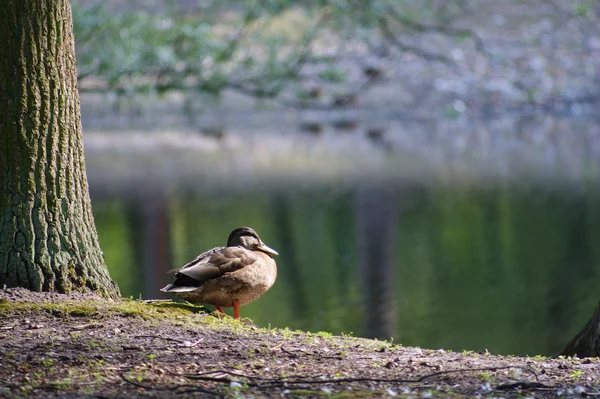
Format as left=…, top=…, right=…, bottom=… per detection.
left=132, top=335, right=198, bottom=345
left=495, top=381, right=551, bottom=391
left=71, top=322, right=104, bottom=330
left=171, top=364, right=538, bottom=388
left=415, top=365, right=539, bottom=383
left=119, top=373, right=217, bottom=395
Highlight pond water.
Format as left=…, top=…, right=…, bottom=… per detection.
left=85, top=114, right=600, bottom=357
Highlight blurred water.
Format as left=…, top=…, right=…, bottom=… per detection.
left=86, top=115, right=600, bottom=357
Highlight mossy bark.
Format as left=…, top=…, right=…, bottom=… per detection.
left=560, top=302, right=600, bottom=358
left=0, top=0, right=119, bottom=298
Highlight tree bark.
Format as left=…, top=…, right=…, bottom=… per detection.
left=0, top=0, right=119, bottom=297
left=560, top=302, right=600, bottom=358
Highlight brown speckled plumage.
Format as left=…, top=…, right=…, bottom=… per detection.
left=160, top=227, right=278, bottom=318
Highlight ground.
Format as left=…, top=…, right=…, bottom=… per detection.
left=0, top=288, right=597, bottom=398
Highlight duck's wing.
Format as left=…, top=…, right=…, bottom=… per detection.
left=177, top=246, right=257, bottom=281
left=170, top=246, right=225, bottom=273
left=160, top=246, right=258, bottom=292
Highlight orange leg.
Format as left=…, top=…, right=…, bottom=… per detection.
left=233, top=301, right=241, bottom=319
left=216, top=306, right=224, bottom=314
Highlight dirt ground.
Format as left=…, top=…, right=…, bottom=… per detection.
left=0, top=288, right=598, bottom=398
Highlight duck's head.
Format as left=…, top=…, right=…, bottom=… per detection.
left=227, top=227, right=279, bottom=257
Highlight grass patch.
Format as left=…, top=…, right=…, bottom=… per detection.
left=0, top=298, right=205, bottom=321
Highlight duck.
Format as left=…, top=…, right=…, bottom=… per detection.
left=160, top=227, right=278, bottom=319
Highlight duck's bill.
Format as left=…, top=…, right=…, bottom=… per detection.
left=257, top=242, right=279, bottom=256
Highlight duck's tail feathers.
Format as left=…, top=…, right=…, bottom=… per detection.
left=160, top=284, right=198, bottom=293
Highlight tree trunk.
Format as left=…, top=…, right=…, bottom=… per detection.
left=0, top=0, right=119, bottom=297
left=560, top=302, right=600, bottom=358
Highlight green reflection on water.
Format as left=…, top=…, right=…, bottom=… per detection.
left=93, top=183, right=600, bottom=357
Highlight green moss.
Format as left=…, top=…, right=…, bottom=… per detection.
left=0, top=297, right=289, bottom=338
left=0, top=297, right=421, bottom=355
left=0, top=298, right=205, bottom=322
left=530, top=354, right=548, bottom=361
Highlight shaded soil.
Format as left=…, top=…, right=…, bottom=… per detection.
left=0, top=288, right=598, bottom=398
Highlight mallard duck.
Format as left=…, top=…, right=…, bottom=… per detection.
left=160, top=227, right=278, bottom=319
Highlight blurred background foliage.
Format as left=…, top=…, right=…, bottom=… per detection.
left=72, top=0, right=600, bottom=117
left=74, top=0, right=600, bottom=356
